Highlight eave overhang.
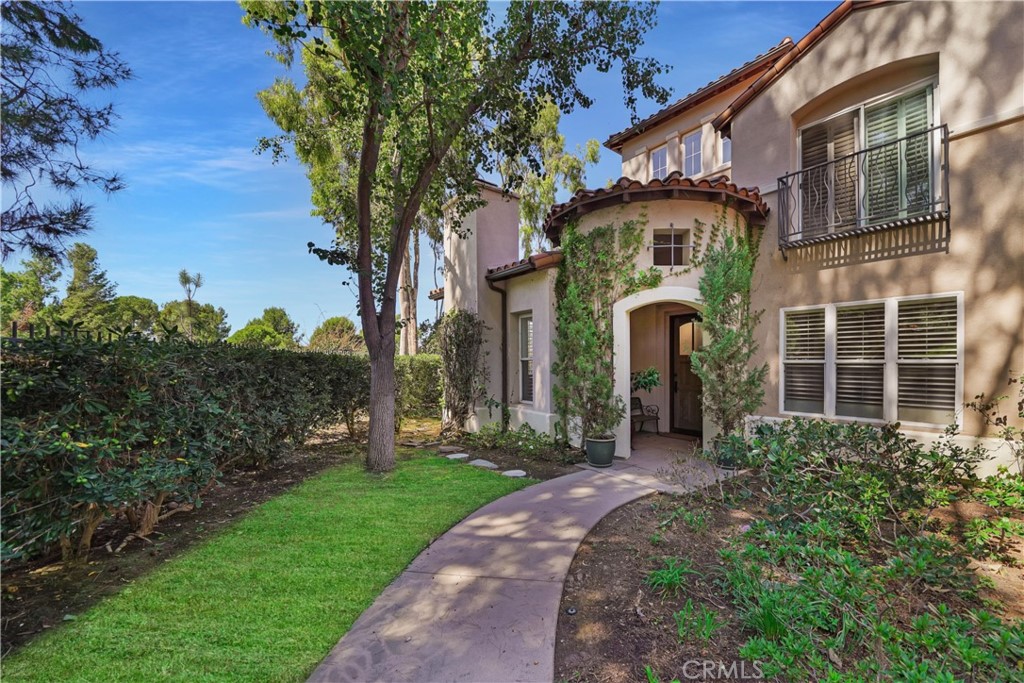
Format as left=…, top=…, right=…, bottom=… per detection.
left=543, top=173, right=769, bottom=247
left=485, top=251, right=563, bottom=282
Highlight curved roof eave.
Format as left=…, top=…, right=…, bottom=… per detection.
left=543, top=172, right=769, bottom=246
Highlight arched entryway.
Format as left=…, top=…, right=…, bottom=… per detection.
left=613, top=286, right=704, bottom=458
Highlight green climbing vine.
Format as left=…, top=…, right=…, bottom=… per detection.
left=553, top=214, right=662, bottom=445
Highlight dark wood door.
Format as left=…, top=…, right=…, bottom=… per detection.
left=670, top=315, right=703, bottom=436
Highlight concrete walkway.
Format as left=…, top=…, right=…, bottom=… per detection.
left=308, top=441, right=716, bottom=683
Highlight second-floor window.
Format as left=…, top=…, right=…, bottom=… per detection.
left=721, top=135, right=732, bottom=166
left=650, top=145, right=668, bottom=180
left=797, top=85, right=935, bottom=237
left=683, top=130, right=702, bottom=176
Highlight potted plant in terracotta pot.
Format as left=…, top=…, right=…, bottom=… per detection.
left=584, top=394, right=626, bottom=468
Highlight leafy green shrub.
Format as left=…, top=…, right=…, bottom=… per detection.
left=645, top=557, right=699, bottom=597
left=744, top=418, right=984, bottom=541
left=716, top=417, right=1018, bottom=680
left=1, top=336, right=374, bottom=562
left=963, top=517, right=1024, bottom=560
left=396, top=353, right=442, bottom=421
left=673, top=599, right=723, bottom=643
left=437, top=310, right=486, bottom=437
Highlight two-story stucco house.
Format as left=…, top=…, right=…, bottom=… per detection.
left=438, top=0, right=1024, bottom=474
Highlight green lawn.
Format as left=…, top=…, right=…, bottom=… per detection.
left=2, top=455, right=533, bottom=682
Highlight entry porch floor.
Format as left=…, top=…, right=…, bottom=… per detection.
left=575, top=432, right=718, bottom=494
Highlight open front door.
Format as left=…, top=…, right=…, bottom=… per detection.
left=670, top=315, right=703, bottom=436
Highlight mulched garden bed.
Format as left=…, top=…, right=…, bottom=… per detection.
left=555, top=476, right=1024, bottom=683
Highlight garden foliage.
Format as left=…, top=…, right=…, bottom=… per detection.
left=719, top=418, right=1022, bottom=680
left=689, top=213, right=766, bottom=439
left=1, top=336, right=441, bottom=562
left=437, top=309, right=486, bottom=437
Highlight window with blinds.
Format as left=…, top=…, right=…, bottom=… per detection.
left=519, top=316, right=534, bottom=403
left=836, top=304, right=885, bottom=419
left=800, top=111, right=858, bottom=237
left=897, top=297, right=957, bottom=423
left=783, top=309, right=825, bottom=413
left=781, top=294, right=961, bottom=426
left=864, top=87, right=932, bottom=222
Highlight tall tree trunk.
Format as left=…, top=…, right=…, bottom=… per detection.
left=398, top=225, right=420, bottom=355
left=410, top=225, right=419, bottom=353
left=366, top=331, right=397, bottom=472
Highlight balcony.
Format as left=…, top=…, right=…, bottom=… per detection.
left=777, top=124, right=949, bottom=251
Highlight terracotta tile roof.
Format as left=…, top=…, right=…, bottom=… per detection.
left=543, top=172, right=769, bottom=246
left=485, top=250, right=563, bottom=282
left=428, top=287, right=444, bottom=301
left=604, top=38, right=794, bottom=152
left=713, top=0, right=892, bottom=133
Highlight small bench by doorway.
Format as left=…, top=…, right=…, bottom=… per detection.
left=631, top=397, right=660, bottom=434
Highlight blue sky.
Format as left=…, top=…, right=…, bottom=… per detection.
left=9, top=1, right=834, bottom=340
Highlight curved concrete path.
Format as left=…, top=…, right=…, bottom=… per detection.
left=308, top=444, right=718, bottom=683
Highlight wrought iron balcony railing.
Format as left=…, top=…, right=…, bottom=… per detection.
left=777, top=124, right=949, bottom=250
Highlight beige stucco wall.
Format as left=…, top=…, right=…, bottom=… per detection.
left=443, top=185, right=520, bottom=429
left=727, top=1, right=1024, bottom=450
left=471, top=268, right=560, bottom=435
left=619, top=78, right=753, bottom=181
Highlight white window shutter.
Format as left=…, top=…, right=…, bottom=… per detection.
left=784, top=310, right=825, bottom=413
left=897, top=297, right=958, bottom=423
left=835, top=304, right=885, bottom=419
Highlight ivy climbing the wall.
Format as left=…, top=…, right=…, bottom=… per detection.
left=553, top=215, right=662, bottom=445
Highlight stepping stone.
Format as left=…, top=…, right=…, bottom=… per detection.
left=501, top=469, right=527, bottom=478
left=446, top=453, right=470, bottom=461
left=468, top=459, right=498, bottom=469
left=438, top=445, right=462, bottom=454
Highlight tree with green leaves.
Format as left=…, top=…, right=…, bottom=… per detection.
left=107, top=295, right=159, bottom=337
left=1, top=1, right=132, bottom=261
left=60, top=242, right=116, bottom=331
left=244, top=0, right=670, bottom=472
left=690, top=227, right=768, bottom=440
left=177, top=269, right=204, bottom=341
left=227, top=307, right=301, bottom=349
left=1, top=250, right=62, bottom=331
left=157, top=300, right=230, bottom=344
left=308, top=315, right=364, bottom=354
left=259, top=306, right=301, bottom=344
left=501, top=98, right=600, bottom=256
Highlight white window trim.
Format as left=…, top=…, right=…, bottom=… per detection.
left=793, top=76, right=942, bottom=241
left=649, top=144, right=668, bottom=181
left=682, top=129, right=702, bottom=177
left=779, top=291, right=963, bottom=429
left=518, top=315, right=534, bottom=405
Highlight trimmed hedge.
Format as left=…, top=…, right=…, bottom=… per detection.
left=0, top=337, right=442, bottom=563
